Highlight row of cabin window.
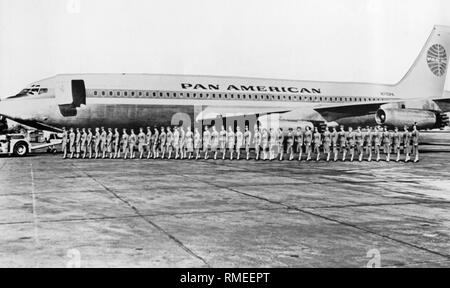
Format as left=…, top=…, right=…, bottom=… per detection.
left=91, top=90, right=383, bottom=102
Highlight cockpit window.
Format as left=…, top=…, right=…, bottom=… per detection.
left=8, top=86, right=48, bottom=99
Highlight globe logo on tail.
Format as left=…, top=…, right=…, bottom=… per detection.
left=427, top=44, right=447, bottom=77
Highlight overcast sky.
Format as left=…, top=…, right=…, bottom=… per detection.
left=1, top=0, right=450, bottom=98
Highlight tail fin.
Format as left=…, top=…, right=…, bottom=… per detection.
left=395, top=25, right=450, bottom=99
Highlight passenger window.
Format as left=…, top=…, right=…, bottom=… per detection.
left=124, top=91, right=128, bottom=96
left=102, top=91, right=106, bottom=96
left=109, top=91, right=113, bottom=96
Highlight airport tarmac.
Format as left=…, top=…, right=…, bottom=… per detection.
left=0, top=152, right=449, bottom=267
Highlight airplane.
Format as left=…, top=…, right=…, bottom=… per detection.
left=0, top=25, right=449, bottom=133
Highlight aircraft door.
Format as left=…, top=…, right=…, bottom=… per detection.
left=56, top=79, right=86, bottom=117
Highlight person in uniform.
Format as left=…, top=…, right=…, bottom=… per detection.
left=364, top=126, right=373, bottom=162
left=382, top=126, right=392, bottom=162
left=75, top=128, right=81, bottom=159
left=411, top=125, right=420, bottom=163
left=173, top=127, right=180, bottom=159
left=338, top=125, right=347, bottom=161
left=304, top=126, right=313, bottom=161
left=121, top=129, right=129, bottom=159
left=179, top=127, right=186, bottom=159
left=138, top=127, right=146, bottom=159
left=227, top=126, right=235, bottom=160
left=347, top=127, right=356, bottom=162
left=202, top=126, right=211, bottom=160
left=146, top=127, right=152, bottom=159
left=194, top=127, right=201, bottom=159
left=261, top=128, right=269, bottom=160
left=210, top=126, right=219, bottom=160
left=295, top=127, right=304, bottom=161
left=159, top=127, right=166, bottom=159
left=235, top=126, right=244, bottom=160
left=113, top=128, right=120, bottom=159
left=94, top=127, right=101, bottom=159
left=80, top=128, right=87, bottom=159
left=61, top=127, right=68, bottom=159
left=166, top=127, right=173, bottom=159
left=129, top=129, right=137, bottom=159
left=277, top=128, right=284, bottom=161
left=106, top=128, right=113, bottom=159
left=100, top=127, right=107, bottom=159
left=286, top=128, right=295, bottom=161
left=219, top=125, right=227, bottom=160
left=244, top=126, right=252, bottom=160
left=331, top=127, right=338, bottom=162
left=152, top=127, right=159, bottom=159
left=185, top=126, right=194, bottom=159
left=87, top=128, right=93, bottom=159
left=69, top=128, right=76, bottom=159
left=323, top=127, right=331, bottom=162
left=392, top=127, right=402, bottom=162
left=253, top=127, right=262, bottom=160
left=355, top=126, right=364, bottom=162
left=268, top=128, right=277, bottom=161
left=313, top=127, right=322, bottom=161
left=373, top=126, right=382, bottom=161
left=403, top=125, right=412, bottom=162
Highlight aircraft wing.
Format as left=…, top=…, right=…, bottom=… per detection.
left=313, top=101, right=388, bottom=122
left=196, top=106, right=291, bottom=121
left=433, top=92, right=450, bottom=111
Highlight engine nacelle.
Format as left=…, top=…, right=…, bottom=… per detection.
left=375, top=108, right=439, bottom=129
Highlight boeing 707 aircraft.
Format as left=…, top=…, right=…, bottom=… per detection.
left=0, top=25, right=449, bottom=132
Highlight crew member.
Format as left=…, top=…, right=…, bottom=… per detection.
left=244, top=126, right=252, bottom=160
left=331, top=127, right=338, bottom=162
left=179, top=127, right=186, bottom=159
left=121, top=129, right=129, bottom=159
left=100, top=127, right=107, bottom=159
left=166, top=127, right=173, bottom=159
left=392, top=127, right=402, bottom=162
left=403, top=125, right=411, bottom=162
left=159, top=127, right=166, bottom=159
left=173, top=127, right=180, bottom=159
left=227, top=126, right=235, bottom=160
left=152, top=127, right=159, bottom=159
left=412, top=125, right=420, bottom=163
left=295, top=127, right=304, bottom=161
left=235, top=126, right=244, bottom=160
left=313, top=127, right=321, bottom=161
left=203, top=126, right=211, bottom=160
left=106, top=128, right=113, bottom=159
left=69, top=128, right=76, bottom=159
left=304, top=126, right=313, bottom=161
left=338, top=125, right=347, bottom=161
left=323, top=127, right=331, bottom=162
left=138, top=127, right=146, bottom=159
left=87, top=128, right=93, bottom=159
left=219, top=125, right=227, bottom=160
left=62, top=127, right=68, bottom=159
left=94, top=127, right=101, bottom=159
left=374, top=126, right=382, bottom=162
left=269, top=128, right=277, bottom=161
left=382, top=126, right=392, bottom=162
left=185, top=127, right=194, bottom=159
left=129, top=129, right=137, bottom=159
left=113, top=128, right=120, bottom=159
left=286, top=128, right=295, bottom=161
left=194, top=127, right=201, bottom=159
left=348, top=127, right=356, bottom=162
left=364, top=126, right=373, bottom=162
left=277, top=128, right=284, bottom=161
left=210, top=126, right=219, bottom=160
left=355, top=126, right=364, bottom=162
left=75, top=128, right=81, bottom=159
left=146, top=127, right=152, bottom=159
left=261, top=128, right=269, bottom=160
left=253, top=127, right=262, bottom=160
left=81, top=128, right=87, bottom=159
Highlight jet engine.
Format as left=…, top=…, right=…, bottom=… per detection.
left=375, top=108, right=449, bottom=129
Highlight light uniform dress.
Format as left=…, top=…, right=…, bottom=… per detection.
left=393, top=131, right=402, bottom=153
left=173, top=130, right=180, bottom=151
left=235, top=131, right=244, bottom=152
left=412, top=130, right=420, bottom=154
left=106, top=132, right=113, bottom=153
left=244, top=131, right=251, bottom=152
left=166, top=131, right=173, bottom=152
left=355, top=130, right=363, bottom=153
left=286, top=131, right=294, bottom=154
left=403, top=131, right=411, bottom=153
left=227, top=131, right=235, bottom=150
left=121, top=133, right=129, bottom=153
left=348, top=131, right=356, bottom=153
left=219, top=130, right=227, bottom=152
left=100, top=131, right=107, bottom=152
left=261, top=130, right=269, bottom=152
left=304, top=130, right=312, bottom=153
left=194, top=131, right=201, bottom=150
left=331, top=130, right=338, bottom=154
left=185, top=131, right=194, bottom=152
left=87, top=131, right=93, bottom=155
left=152, top=131, right=159, bottom=151
left=69, top=131, right=76, bottom=153
left=323, top=130, right=331, bottom=153
left=81, top=131, right=87, bottom=153
left=383, top=131, right=392, bottom=153
left=210, top=130, right=219, bottom=151
left=179, top=129, right=186, bottom=152
left=129, top=133, right=137, bottom=153
left=62, top=131, right=68, bottom=154
left=114, top=131, right=120, bottom=153
left=313, top=131, right=321, bottom=153
left=75, top=131, right=81, bottom=154
left=295, top=130, right=304, bottom=153
left=254, top=130, right=262, bottom=151
left=138, top=132, right=146, bottom=153
left=94, top=131, right=101, bottom=153
left=277, top=131, right=284, bottom=154
left=338, top=130, right=347, bottom=151
left=146, top=131, right=152, bottom=152
left=203, top=130, right=211, bottom=152
left=159, top=131, right=166, bottom=152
